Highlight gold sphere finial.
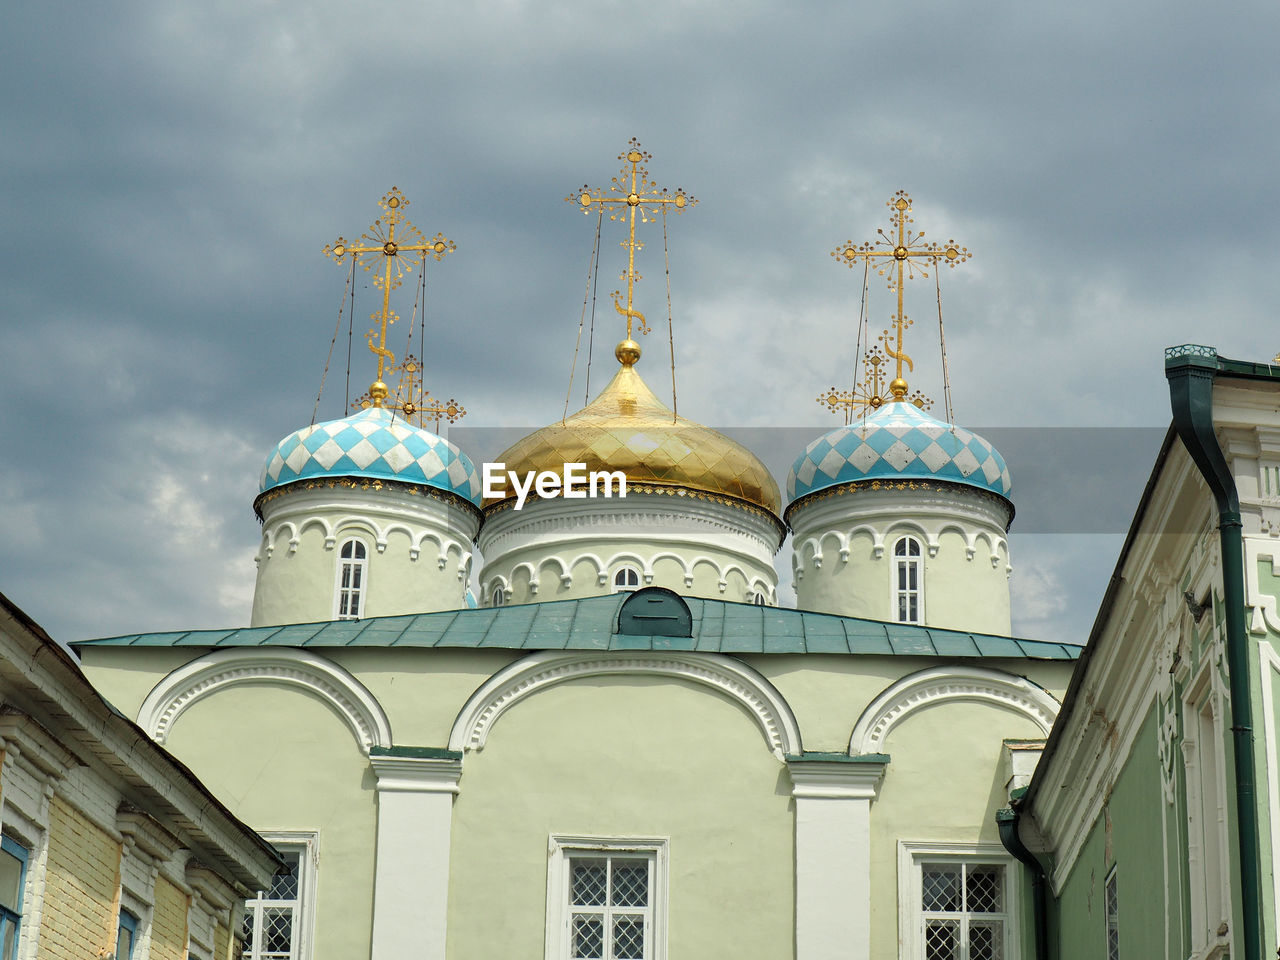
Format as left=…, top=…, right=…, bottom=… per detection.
left=369, top=380, right=389, bottom=405
left=615, top=339, right=642, bottom=366
left=889, top=377, right=908, bottom=401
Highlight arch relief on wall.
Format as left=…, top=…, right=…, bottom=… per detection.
left=448, top=651, right=803, bottom=760
left=137, top=648, right=393, bottom=755
left=848, top=666, right=1060, bottom=755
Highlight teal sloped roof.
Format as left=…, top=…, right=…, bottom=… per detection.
left=72, top=594, right=1083, bottom=661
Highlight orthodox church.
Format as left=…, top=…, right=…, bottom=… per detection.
left=73, top=147, right=1108, bottom=960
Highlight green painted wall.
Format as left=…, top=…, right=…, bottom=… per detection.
left=164, top=682, right=376, bottom=960
left=1050, top=706, right=1180, bottom=960
left=446, top=675, right=794, bottom=959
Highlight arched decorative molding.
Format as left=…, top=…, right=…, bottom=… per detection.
left=449, top=651, right=803, bottom=760
left=849, top=666, right=1060, bottom=755
left=138, top=648, right=393, bottom=755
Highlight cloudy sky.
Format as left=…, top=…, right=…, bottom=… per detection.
left=4, top=0, right=1277, bottom=645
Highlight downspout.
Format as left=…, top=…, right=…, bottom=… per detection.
left=1166, top=344, right=1264, bottom=960
left=997, top=801, right=1049, bottom=960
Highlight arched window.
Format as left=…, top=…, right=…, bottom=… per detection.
left=335, top=539, right=368, bottom=620
left=612, top=567, right=641, bottom=593
left=491, top=584, right=507, bottom=607
left=752, top=591, right=768, bottom=606
left=893, top=536, right=923, bottom=624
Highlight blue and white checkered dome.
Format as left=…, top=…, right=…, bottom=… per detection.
left=259, top=406, right=482, bottom=506
left=787, top=401, right=1012, bottom=506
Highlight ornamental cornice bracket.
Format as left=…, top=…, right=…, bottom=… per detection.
left=786, top=754, right=889, bottom=801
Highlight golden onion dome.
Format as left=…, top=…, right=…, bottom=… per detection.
left=487, top=341, right=782, bottom=517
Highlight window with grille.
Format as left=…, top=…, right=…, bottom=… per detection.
left=334, top=539, right=367, bottom=619
left=899, top=845, right=1015, bottom=960
left=612, top=567, right=641, bottom=594
left=546, top=837, right=667, bottom=960
left=894, top=537, right=923, bottom=624
left=0, top=837, right=26, bottom=960
left=242, top=836, right=316, bottom=960
left=1105, top=866, right=1119, bottom=960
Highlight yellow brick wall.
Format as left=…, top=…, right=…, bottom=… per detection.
left=151, top=874, right=190, bottom=960
left=213, top=919, right=230, bottom=960
left=42, top=796, right=122, bottom=960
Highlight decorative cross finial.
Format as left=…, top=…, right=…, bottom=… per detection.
left=831, top=191, right=970, bottom=402
left=353, top=354, right=467, bottom=431
left=323, top=188, right=456, bottom=406
left=568, top=138, right=696, bottom=355
left=817, top=345, right=933, bottom=424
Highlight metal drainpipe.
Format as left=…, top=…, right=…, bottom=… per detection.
left=1167, top=347, right=1264, bottom=960
left=997, top=804, right=1049, bottom=960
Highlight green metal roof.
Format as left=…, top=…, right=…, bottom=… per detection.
left=72, top=594, right=1083, bottom=661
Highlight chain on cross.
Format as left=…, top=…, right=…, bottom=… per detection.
left=828, top=191, right=970, bottom=404
left=568, top=138, right=696, bottom=342
left=323, top=188, right=456, bottom=408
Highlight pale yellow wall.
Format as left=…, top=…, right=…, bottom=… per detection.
left=795, top=529, right=1011, bottom=635
left=78, top=647, right=202, bottom=719
left=42, top=796, right=122, bottom=959
left=252, top=519, right=469, bottom=627
left=151, top=875, right=190, bottom=960
left=487, top=542, right=774, bottom=606
left=447, top=675, right=794, bottom=959
left=325, top=648, right=520, bottom=746
left=867, top=698, right=1046, bottom=957
left=163, top=683, right=375, bottom=960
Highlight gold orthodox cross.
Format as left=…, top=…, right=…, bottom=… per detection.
left=353, top=354, right=467, bottom=430
left=568, top=138, right=695, bottom=340
left=817, top=346, right=933, bottom=423
left=324, top=188, right=456, bottom=406
left=831, top=191, right=970, bottom=402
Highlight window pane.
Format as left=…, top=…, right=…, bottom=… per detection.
left=572, top=915, right=604, bottom=959
left=116, top=927, right=134, bottom=960
left=907, top=565, right=917, bottom=589
left=613, top=915, right=645, bottom=959
left=351, top=566, right=362, bottom=589
left=0, top=849, right=22, bottom=913
left=262, top=906, right=294, bottom=954
left=924, top=919, right=959, bottom=960
left=611, top=861, right=648, bottom=907
left=353, top=542, right=366, bottom=559
left=1, top=920, right=13, bottom=960
left=969, top=920, right=1004, bottom=960
left=966, top=865, right=1002, bottom=912
left=922, top=865, right=962, bottom=911
left=269, top=853, right=300, bottom=900
left=571, top=859, right=608, bottom=906
left=341, top=567, right=352, bottom=589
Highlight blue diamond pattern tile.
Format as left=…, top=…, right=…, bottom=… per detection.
left=260, top=407, right=481, bottom=506
left=787, top=402, right=1012, bottom=504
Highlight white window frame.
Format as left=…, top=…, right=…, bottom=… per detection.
left=545, top=835, right=668, bottom=960
left=1105, top=865, right=1119, bottom=960
left=333, top=538, right=368, bottom=620
left=490, top=582, right=508, bottom=607
left=611, top=567, right=641, bottom=594
left=897, top=841, right=1018, bottom=960
left=892, top=535, right=924, bottom=624
left=242, top=831, right=319, bottom=960
left=1182, top=664, right=1230, bottom=951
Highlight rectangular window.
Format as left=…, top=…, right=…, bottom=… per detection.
left=242, top=835, right=317, bottom=960
left=547, top=837, right=667, bottom=960
left=900, top=843, right=1017, bottom=960
left=117, top=910, right=139, bottom=960
left=0, top=837, right=27, bottom=960
left=1183, top=678, right=1227, bottom=948
left=1105, top=866, right=1119, bottom=960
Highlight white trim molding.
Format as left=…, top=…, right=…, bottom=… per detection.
left=369, top=750, right=463, bottom=960
left=138, top=648, right=393, bottom=755
left=448, top=651, right=802, bottom=760
left=786, top=755, right=888, bottom=960
left=849, top=666, right=1060, bottom=755
left=897, top=841, right=1020, bottom=960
